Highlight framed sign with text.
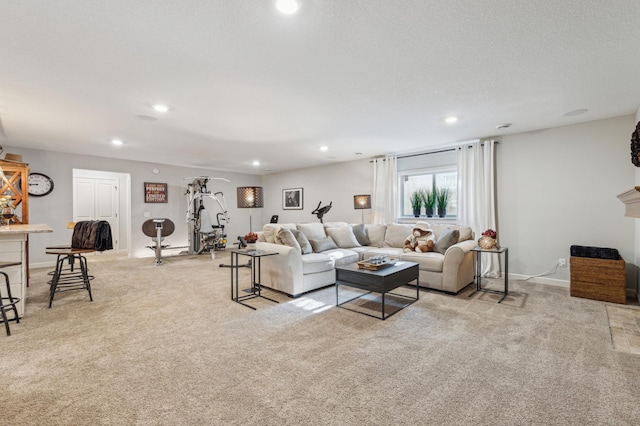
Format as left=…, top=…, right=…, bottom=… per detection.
left=144, top=182, right=168, bottom=203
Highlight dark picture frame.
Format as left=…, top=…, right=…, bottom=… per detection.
left=283, top=188, right=303, bottom=210
left=144, top=182, right=168, bottom=203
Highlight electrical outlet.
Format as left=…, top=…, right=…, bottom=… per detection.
left=559, top=258, right=567, bottom=267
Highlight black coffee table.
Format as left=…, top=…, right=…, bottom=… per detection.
left=335, top=261, right=419, bottom=320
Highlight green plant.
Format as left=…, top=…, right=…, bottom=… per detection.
left=436, top=187, right=450, bottom=209
left=422, top=189, right=436, bottom=209
left=410, top=191, right=422, bottom=210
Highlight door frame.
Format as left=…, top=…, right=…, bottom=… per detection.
left=72, top=169, right=131, bottom=255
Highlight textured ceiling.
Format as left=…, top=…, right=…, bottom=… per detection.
left=1, top=0, right=639, bottom=174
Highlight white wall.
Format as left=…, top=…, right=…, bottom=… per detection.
left=6, top=146, right=261, bottom=265
left=497, top=115, right=636, bottom=283
left=261, top=159, right=372, bottom=225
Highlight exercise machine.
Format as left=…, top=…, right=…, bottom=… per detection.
left=185, top=176, right=230, bottom=255
left=142, top=218, right=176, bottom=266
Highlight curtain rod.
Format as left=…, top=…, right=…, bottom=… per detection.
left=370, top=141, right=499, bottom=162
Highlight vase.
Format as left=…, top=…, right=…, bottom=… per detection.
left=478, top=236, right=497, bottom=250
left=413, top=208, right=421, bottom=218
left=425, top=207, right=434, bottom=218
left=246, top=242, right=256, bottom=250
left=437, top=207, right=446, bottom=218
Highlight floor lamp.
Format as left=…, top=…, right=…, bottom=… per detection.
left=353, top=194, right=371, bottom=223
left=237, top=186, right=264, bottom=232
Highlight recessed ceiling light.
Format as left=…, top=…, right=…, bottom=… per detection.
left=153, top=104, right=169, bottom=113
left=252, top=160, right=260, bottom=166
left=355, top=152, right=362, bottom=155
left=111, top=139, right=123, bottom=146
left=563, top=108, right=588, bottom=117
left=496, top=123, right=512, bottom=130
left=444, top=116, right=458, bottom=124
left=276, top=0, right=299, bottom=14
left=320, top=146, right=328, bottom=151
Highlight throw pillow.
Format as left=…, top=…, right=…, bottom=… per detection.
left=309, top=236, right=338, bottom=253
left=291, top=228, right=312, bottom=254
left=275, top=228, right=302, bottom=253
left=351, top=224, right=370, bottom=246
left=297, top=223, right=327, bottom=241
left=384, top=224, right=414, bottom=247
left=326, top=226, right=361, bottom=248
left=434, top=228, right=460, bottom=254
left=365, top=224, right=387, bottom=247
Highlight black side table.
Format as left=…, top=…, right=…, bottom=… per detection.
left=230, top=249, right=279, bottom=309
left=468, top=246, right=509, bottom=303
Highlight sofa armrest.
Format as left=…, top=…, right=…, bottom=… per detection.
left=255, top=241, right=304, bottom=295
left=441, top=239, right=477, bottom=292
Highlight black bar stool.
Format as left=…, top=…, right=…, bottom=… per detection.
left=46, top=220, right=113, bottom=307
left=46, top=248, right=95, bottom=308
left=0, top=261, right=21, bottom=336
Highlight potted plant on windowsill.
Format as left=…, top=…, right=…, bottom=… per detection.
left=436, top=187, right=450, bottom=218
left=422, top=189, right=436, bottom=218
left=410, top=191, right=422, bottom=217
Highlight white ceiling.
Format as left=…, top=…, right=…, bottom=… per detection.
left=1, top=0, right=639, bottom=174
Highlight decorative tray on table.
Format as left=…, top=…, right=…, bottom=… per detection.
left=357, top=256, right=397, bottom=270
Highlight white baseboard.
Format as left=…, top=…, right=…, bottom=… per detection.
left=508, top=273, right=570, bottom=288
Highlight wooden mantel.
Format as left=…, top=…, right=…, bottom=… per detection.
left=617, top=187, right=640, bottom=218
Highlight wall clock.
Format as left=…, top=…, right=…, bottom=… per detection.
left=28, top=172, right=54, bottom=196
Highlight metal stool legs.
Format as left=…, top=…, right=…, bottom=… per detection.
left=48, top=253, right=94, bottom=308
left=0, top=269, right=21, bottom=336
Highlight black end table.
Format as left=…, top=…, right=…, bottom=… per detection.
left=230, top=249, right=279, bottom=309
left=468, top=246, right=509, bottom=303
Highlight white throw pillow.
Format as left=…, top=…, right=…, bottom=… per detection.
left=263, top=223, right=296, bottom=243
left=297, top=223, right=327, bottom=241
left=275, top=228, right=302, bottom=253
left=365, top=224, right=387, bottom=247
left=326, top=226, right=361, bottom=248
left=384, top=224, right=414, bottom=247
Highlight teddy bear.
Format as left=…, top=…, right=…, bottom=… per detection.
left=403, top=222, right=435, bottom=253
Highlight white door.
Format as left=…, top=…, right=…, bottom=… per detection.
left=73, top=173, right=125, bottom=253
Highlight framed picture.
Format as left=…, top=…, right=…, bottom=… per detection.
left=144, top=182, right=168, bottom=203
left=283, top=188, right=303, bottom=210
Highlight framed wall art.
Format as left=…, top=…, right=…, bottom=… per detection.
left=282, top=188, right=303, bottom=210
left=144, top=182, right=168, bottom=203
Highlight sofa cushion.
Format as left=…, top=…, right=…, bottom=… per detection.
left=400, top=252, right=445, bottom=272
left=362, top=247, right=404, bottom=260
left=263, top=223, right=296, bottom=243
left=326, top=226, right=360, bottom=248
left=434, top=228, right=460, bottom=254
left=430, top=224, right=473, bottom=242
left=351, top=224, right=370, bottom=246
left=322, top=248, right=359, bottom=266
left=275, top=227, right=302, bottom=253
left=301, top=253, right=335, bottom=274
left=365, top=224, right=387, bottom=247
left=309, top=236, right=338, bottom=253
left=384, top=224, right=414, bottom=247
left=291, top=229, right=312, bottom=254
left=297, top=223, right=327, bottom=241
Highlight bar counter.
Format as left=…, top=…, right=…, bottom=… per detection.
left=0, top=224, right=53, bottom=317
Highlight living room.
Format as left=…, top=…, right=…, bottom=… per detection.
left=2, top=1, right=640, bottom=424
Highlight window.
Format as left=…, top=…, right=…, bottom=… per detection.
left=399, top=166, right=457, bottom=218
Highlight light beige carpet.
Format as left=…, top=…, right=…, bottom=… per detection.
left=2, top=252, right=640, bottom=425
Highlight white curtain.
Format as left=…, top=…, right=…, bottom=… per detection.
left=457, top=140, right=498, bottom=277
left=372, top=156, right=397, bottom=224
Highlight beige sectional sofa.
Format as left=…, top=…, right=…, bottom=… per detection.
left=255, top=221, right=476, bottom=297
